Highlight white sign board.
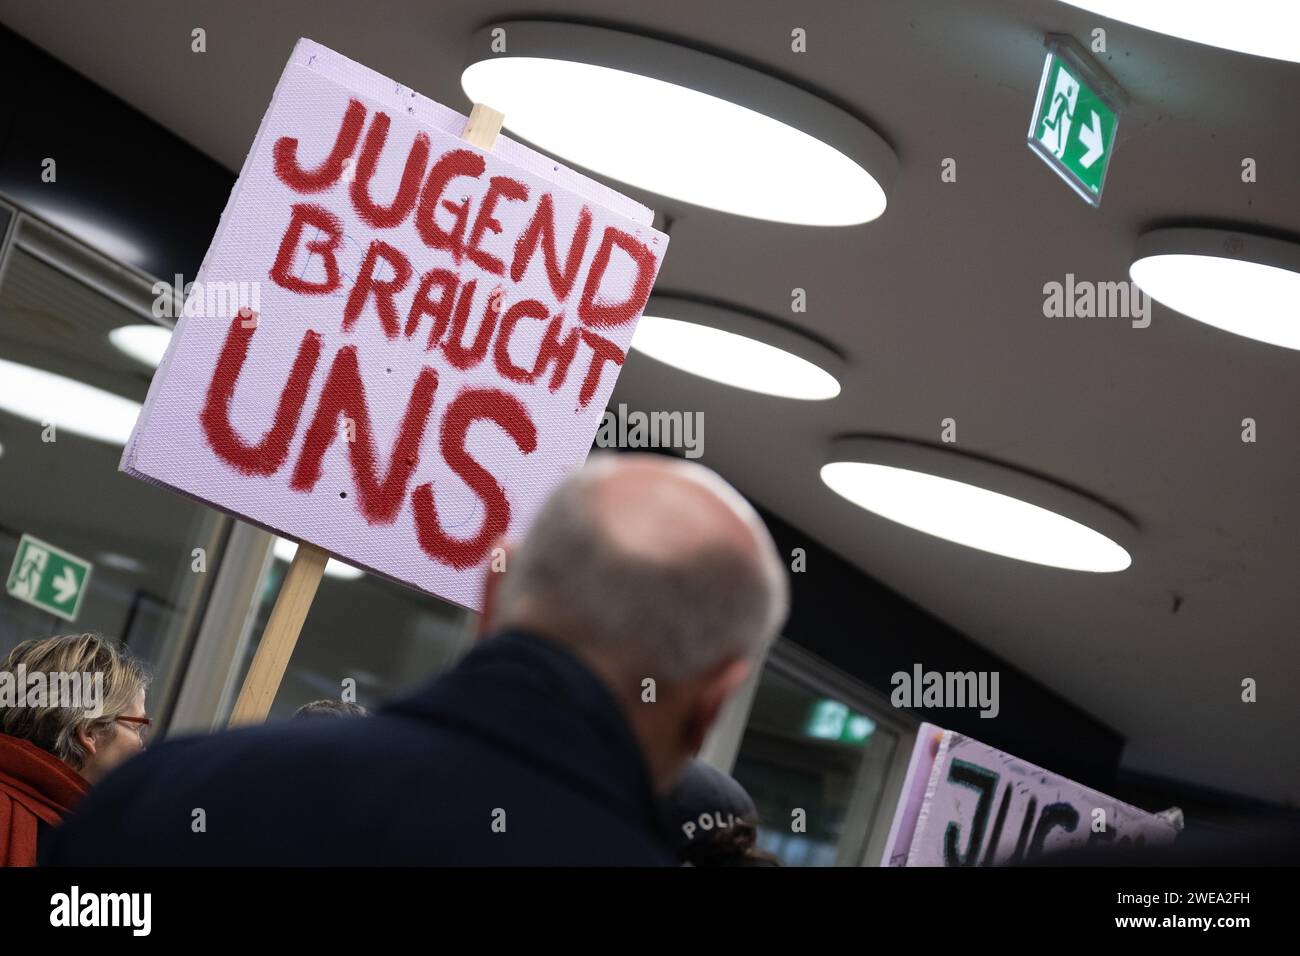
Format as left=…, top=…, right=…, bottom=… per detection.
left=882, top=723, right=1178, bottom=866
left=123, top=39, right=667, bottom=611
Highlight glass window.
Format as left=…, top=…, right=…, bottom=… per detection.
left=731, top=661, right=902, bottom=866
left=225, top=549, right=473, bottom=721
left=0, top=215, right=225, bottom=724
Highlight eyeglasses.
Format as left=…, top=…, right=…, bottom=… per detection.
left=114, top=715, right=152, bottom=744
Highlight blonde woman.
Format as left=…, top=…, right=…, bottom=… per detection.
left=0, top=633, right=150, bottom=866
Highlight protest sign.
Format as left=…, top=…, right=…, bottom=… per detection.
left=124, top=38, right=666, bottom=607
left=881, top=723, right=1178, bottom=866
left=121, top=39, right=667, bottom=721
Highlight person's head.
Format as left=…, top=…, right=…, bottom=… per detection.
left=664, top=759, right=778, bottom=867
left=0, top=633, right=151, bottom=784
left=483, top=454, right=789, bottom=792
left=294, top=699, right=369, bottom=719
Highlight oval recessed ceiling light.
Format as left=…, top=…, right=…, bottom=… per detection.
left=1056, top=1, right=1300, bottom=64
left=273, top=537, right=364, bottom=581
left=1130, top=229, right=1300, bottom=351
left=110, top=324, right=173, bottom=368
left=462, top=22, right=897, bottom=225
left=97, top=551, right=148, bottom=575
left=37, top=207, right=152, bottom=267
left=0, top=358, right=141, bottom=445
left=630, top=297, right=842, bottom=400
left=822, top=438, right=1133, bottom=572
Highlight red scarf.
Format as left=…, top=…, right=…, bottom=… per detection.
left=0, top=733, right=89, bottom=866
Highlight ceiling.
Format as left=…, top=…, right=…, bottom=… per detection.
left=1, top=0, right=1296, bottom=806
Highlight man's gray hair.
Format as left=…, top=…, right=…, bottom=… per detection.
left=493, top=457, right=789, bottom=682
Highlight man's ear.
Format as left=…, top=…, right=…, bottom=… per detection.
left=476, top=540, right=515, bottom=640
left=683, top=656, right=752, bottom=755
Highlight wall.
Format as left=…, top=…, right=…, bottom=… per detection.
left=760, top=505, right=1124, bottom=792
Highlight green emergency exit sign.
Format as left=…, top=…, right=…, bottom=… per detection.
left=1028, top=37, right=1123, bottom=206
left=6, top=534, right=92, bottom=622
left=806, top=699, right=876, bottom=746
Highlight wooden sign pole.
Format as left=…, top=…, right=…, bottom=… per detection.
left=461, top=102, right=505, bottom=149
left=226, top=103, right=506, bottom=727
left=228, top=541, right=329, bottom=725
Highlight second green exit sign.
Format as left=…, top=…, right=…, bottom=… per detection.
left=1028, top=36, right=1125, bottom=207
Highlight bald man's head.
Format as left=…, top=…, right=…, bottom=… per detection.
left=489, top=454, right=788, bottom=683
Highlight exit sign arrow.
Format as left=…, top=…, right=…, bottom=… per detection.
left=52, top=565, right=81, bottom=605
left=1078, top=110, right=1105, bottom=168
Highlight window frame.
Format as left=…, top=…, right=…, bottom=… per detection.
left=0, top=195, right=276, bottom=736
left=703, top=635, right=920, bottom=866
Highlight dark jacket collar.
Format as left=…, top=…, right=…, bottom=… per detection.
left=382, top=630, right=673, bottom=851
